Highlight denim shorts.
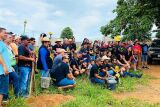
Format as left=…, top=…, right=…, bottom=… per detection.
left=0, top=74, right=9, bottom=95
left=57, top=78, right=75, bottom=86
left=142, top=55, right=148, bottom=62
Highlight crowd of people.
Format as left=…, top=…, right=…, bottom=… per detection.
left=0, top=27, right=150, bottom=107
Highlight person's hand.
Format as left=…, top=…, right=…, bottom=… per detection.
left=29, top=58, right=35, bottom=62
left=4, top=66, right=9, bottom=75
left=12, top=67, right=15, bottom=72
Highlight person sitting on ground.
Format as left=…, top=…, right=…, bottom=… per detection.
left=52, top=56, right=76, bottom=90
left=117, top=54, right=130, bottom=72
left=111, top=58, right=142, bottom=78
left=89, top=58, right=107, bottom=84
left=50, top=49, right=67, bottom=77
left=70, top=53, right=81, bottom=76
left=80, top=61, right=88, bottom=75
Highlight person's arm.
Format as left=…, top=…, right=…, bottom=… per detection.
left=64, top=64, right=74, bottom=80
left=94, top=73, right=106, bottom=80
left=18, top=46, right=34, bottom=62
left=40, top=48, right=48, bottom=71
left=72, top=65, right=79, bottom=71
left=117, top=60, right=124, bottom=66
left=0, top=54, right=8, bottom=75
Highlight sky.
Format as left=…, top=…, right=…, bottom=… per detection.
left=0, top=0, right=117, bottom=42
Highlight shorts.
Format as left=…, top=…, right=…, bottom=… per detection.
left=57, top=78, right=75, bottom=86
left=132, top=55, right=138, bottom=63
left=0, top=74, right=9, bottom=95
left=142, top=55, right=148, bottom=62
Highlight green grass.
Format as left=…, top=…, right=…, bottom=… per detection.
left=5, top=72, right=160, bottom=107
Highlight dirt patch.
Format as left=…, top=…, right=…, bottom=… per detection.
left=26, top=94, right=74, bottom=107
left=113, top=65, right=160, bottom=104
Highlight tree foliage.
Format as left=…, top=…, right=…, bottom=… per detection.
left=156, top=31, right=160, bottom=38
left=60, top=27, right=74, bottom=39
left=100, top=0, right=160, bottom=41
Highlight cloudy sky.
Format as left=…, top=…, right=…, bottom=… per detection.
left=0, top=0, right=117, bottom=41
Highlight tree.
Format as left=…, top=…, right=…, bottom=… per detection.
left=60, top=27, right=74, bottom=39
left=100, top=0, right=160, bottom=41
left=156, top=31, right=160, bottom=38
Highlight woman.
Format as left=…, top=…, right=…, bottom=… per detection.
left=37, top=37, right=53, bottom=77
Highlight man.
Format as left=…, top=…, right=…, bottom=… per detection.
left=52, top=56, right=76, bottom=90
left=18, top=36, right=35, bottom=97
left=0, top=27, right=12, bottom=107
left=14, top=35, right=21, bottom=46
left=89, top=58, right=106, bottom=84
left=50, top=49, right=66, bottom=77
left=52, top=39, right=62, bottom=52
left=79, top=43, right=90, bottom=63
left=62, top=38, right=69, bottom=51
left=37, top=37, right=53, bottom=77
left=10, top=33, right=18, bottom=58
left=3, top=33, right=19, bottom=100
left=28, top=37, right=36, bottom=51
left=69, top=38, right=76, bottom=53
left=141, top=40, right=149, bottom=69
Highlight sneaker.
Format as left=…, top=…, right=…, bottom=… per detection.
left=2, top=99, right=8, bottom=103
left=145, top=66, right=149, bottom=69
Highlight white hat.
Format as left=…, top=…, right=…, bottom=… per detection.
left=102, top=55, right=110, bottom=61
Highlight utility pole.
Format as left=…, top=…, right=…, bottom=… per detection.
left=23, top=20, right=27, bottom=35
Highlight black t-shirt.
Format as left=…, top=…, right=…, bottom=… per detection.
left=53, top=62, right=69, bottom=84
left=69, top=43, right=76, bottom=51
left=18, top=45, right=32, bottom=67
left=80, top=47, right=88, bottom=58
left=52, top=44, right=62, bottom=51
left=62, top=44, right=69, bottom=50
left=70, top=58, right=79, bottom=69
left=89, top=64, right=99, bottom=78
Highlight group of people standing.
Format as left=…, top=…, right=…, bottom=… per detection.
left=0, top=27, right=149, bottom=107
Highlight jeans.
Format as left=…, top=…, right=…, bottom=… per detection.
left=3, top=71, right=19, bottom=99
left=122, top=71, right=140, bottom=78
left=142, top=55, right=148, bottom=62
left=19, top=67, right=31, bottom=97
left=90, top=77, right=105, bottom=84
left=12, top=65, right=18, bottom=74
left=40, top=70, right=49, bottom=77
left=0, top=75, right=9, bottom=95
left=57, top=78, right=75, bottom=86
left=107, top=70, right=114, bottom=76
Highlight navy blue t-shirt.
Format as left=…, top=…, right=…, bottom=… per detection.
left=53, top=62, right=69, bottom=84
left=141, top=44, right=149, bottom=55
left=89, top=64, right=99, bottom=78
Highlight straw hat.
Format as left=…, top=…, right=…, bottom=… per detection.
left=55, top=38, right=62, bottom=43
left=42, top=37, right=50, bottom=42
left=102, top=55, right=110, bottom=61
